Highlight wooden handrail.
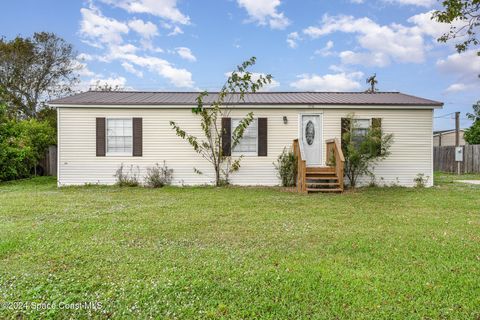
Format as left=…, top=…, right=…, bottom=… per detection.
left=326, top=138, right=345, bottom=191
left=293, top=139, right=307, bottom=193
left=293, top=138, right=344, bottom=193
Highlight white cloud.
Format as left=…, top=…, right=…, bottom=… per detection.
left=79, top=4, right=195, bottom=88
left=128, top=18, right=158, bottom=38
left=445, top=83, right=476, bottom=93
left=117, top=53, right=194, bottom=87
left=176, top=47, right=196, bottom=62
left=73, top=59, right=97, bottom=78
left=351, top=0, right=364, bottom=3
left=339, top=51, right=390, bottom=67
left=121, top=62, right=144, bottom=77
left=302, top=11, right=457, bottom=67
left=437, top=50, right=480, bottom=75
left=407, top=11, right=457, bottom=40
left=77, top=53, right=94, bottom=61
left=80, top=7, right=129, bottom=46
left=385, top=0, right=436, bottom=7
left=303, top=15, right=425, bottom=65
left=168, top=26, right=183, bottom=36
left=437, top=50, right=480, bottom=93
left=100, top=0, right=190, bottom=25
left=237, top=0, right=290, bottom=29
left=290, top=72, right=364, bottom=91
left=315, top=40, right=334, bottom=57
left=287, top=32, right=300, bottom=48
left=224, top=72, right=280, bottom=91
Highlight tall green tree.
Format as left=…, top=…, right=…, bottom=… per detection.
left=467, top=100, right=480, bottom=122
left=170, top=57, right=272, bottom=186
left=464, top=121, right=480, bottom=143
left=433, top=0, right=480, bottom=53
left=0, top=32, right=79, bottom=119
left=464, top=100, right=480, bottom=144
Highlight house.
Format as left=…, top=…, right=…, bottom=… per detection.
left=50, top=91, right=443, bottom=189
left=433, top=129, right=466, bottom=146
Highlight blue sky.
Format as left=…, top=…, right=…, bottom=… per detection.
left=1, top=0, right=479, bottom=130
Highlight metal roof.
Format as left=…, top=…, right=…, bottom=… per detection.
left=49, top=91, right=443, bottom=107
left=433, top=129, right=465, bottom=135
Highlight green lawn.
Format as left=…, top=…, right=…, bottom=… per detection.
left=0, top=174, right=479, bottom=319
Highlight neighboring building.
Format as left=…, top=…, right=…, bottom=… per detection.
left=433, top=129, right=466, bottom=146
left=50, top=91, right=443, bottom=188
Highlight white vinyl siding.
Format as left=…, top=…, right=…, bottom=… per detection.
left=57, top=106, right=434, bottom=187
left=232, top=119, right=257, bottom=156
left=107, top=118, right=132, bottom=155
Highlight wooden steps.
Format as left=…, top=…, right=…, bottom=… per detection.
left=293, top=138, right=345, bottom=194
left=307, top=188, right=343, bottom=193
left=305, top=166, right=342, bottom=193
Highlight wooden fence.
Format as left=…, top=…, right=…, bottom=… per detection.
left=433, top=145, right=480, bottom=173
left=38, top=145, right=57, bottom=176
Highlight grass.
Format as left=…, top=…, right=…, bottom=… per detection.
left=0, top=173, right=479, bottom=319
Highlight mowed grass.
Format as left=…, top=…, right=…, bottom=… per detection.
left=0, top=174, right=479, bottom=319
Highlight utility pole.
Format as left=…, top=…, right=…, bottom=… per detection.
left=455, top=112, right=460, bottom=147
left=455, top=112, right=461, bottom=175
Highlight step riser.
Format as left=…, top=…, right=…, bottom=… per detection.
left=307, top=189, right=342, bottom=193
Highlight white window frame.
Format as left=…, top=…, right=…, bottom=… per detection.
left=351, top=118, right=371, bottom=145
left=352, top=118, right=371, bottom=134
left=106, top=117, right=133, bottom=156
left=231, top=118, right=258, bottom=157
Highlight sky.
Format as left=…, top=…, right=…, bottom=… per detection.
left=1, top=0, right=479, bottom=130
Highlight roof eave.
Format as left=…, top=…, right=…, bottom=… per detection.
left=49, top=102, right=444, bottom=109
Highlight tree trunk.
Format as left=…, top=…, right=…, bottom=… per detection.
left=215, top=166, right=220, bottom=187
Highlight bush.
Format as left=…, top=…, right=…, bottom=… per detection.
left=342, top=114, right=393, bottom=188
left=464, top=121, right=480, bottom=144
left=145, top=162, right=173, bottom=188
left=114, top=164, right=140, bottom=187
left=414, top=173, right=429, bottom=188
left=0, top=105, right=55, bottom=181
left=274, top=147, right=297, bottom=187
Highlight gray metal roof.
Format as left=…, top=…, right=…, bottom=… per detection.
left=49, top=91, right=443, bottom=107
left=433, top=129, right=465, bottom=135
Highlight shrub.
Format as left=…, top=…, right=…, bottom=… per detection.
left=114, top=164, right=140, bottom=187
left=414, top=173, right=429, bottom=188
left=342, top=114, right=394, bottom=188
left=0, top=105, right=55, bottom=181
left=144, top=162, right=173, bottom=188
left=274, top=147, right=297, bottom=187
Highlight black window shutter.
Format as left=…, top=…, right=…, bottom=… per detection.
left=96, top=118, right=106, bottom=156
left=221, top=118, right=231, bottom=156
left=341, top=118, right=351, bottom=150
left=371, top=118, right=382, bottom=156
left=132, top=118, right=143, bottom=156
left=258, top=118, right=268, bottom=156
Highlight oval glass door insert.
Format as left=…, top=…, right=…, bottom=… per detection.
left=305, top=120, right=315, bottom=145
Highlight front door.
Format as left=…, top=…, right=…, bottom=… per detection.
left=301, top=114, right=322, bottom=167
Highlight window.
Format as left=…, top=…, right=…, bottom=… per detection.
left=352, top=119, right=370, bottom=146
left=107, top=119, right=132, bottom=154
left=232, top=119, right=257, bottom=155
